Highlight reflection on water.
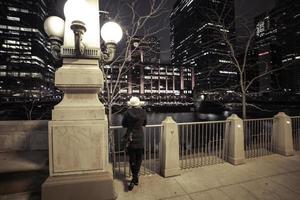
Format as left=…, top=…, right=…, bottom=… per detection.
left=111, top=112, right=197, bottom=126
left=111, top=106, right=300, bottom=126
left=111, top=111, right=229, bottom=126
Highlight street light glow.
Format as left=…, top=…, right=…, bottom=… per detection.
left=101, top=21, right=123, bottom=44
left=63, top=0, right=88, bottom=23
left=44, top=16, right=65, bottom=39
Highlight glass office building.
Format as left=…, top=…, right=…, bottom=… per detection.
left=0, top=0, right=55, bottom=101
left=170, top=0, right=237, bottom=92
left=255, top=0, right=300, bottom=94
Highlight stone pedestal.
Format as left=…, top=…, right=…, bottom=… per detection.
left=160, top=117, right=180, bottom=177
left=42, top=58, right=116, bottom=200
left=273, top=112, right=294, bottom=156
left=226, top=114, right=245, bottom=165
left=48, top=120, right=109, bottom=176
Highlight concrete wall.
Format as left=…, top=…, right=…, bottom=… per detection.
left=0, top=120, right=48, bottom=152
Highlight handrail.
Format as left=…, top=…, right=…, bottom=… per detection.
left=243, top=118, right=273, bottom=122
left=110, top=124, right=162, bottom=129
left=290, top=116, right=300, bottom=119
left=177, top=120, right=229, bottom=125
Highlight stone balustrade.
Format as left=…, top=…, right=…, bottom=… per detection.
left=0, top=120, right=48, bottom=152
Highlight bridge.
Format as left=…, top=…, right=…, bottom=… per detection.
left=0, top=113, right=299, bottom=199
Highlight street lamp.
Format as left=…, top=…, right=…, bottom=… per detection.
left=42, top=0, right=122, bottom=200
left=43, top=16, right=64, bottom=60
left=44, top=0, right=122, bottom=60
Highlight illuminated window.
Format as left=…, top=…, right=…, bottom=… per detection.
left=20, top=9, right=29, bottom=13
left=8, top=7, right=19, bottom=12
left=31, top=73, right=42, bottom=78
left=219, top=70, right=237, bottom=75
left=258, top=51, right=269, bottom=56
left=256, top=21, right=265, bottom=36
left=7, top=16, right=20, bottom=21
left=0, top=65, right=7, bottom=69
left=8, top=26, right=19, bottom=31
left=20, top=27, right=32, bottom=32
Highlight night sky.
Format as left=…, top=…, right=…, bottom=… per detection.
left=51, top=0, right=276, bottom=63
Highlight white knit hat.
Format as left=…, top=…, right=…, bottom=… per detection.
left=127, top=96, right=145, bottom=107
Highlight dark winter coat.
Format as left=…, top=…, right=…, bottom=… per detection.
left=122, top=107, right=147, bottom=149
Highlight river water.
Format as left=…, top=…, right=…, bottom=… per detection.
left=111, top=111, right=230, bottom=126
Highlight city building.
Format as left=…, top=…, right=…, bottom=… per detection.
left=170, top=0, right=237, bottom=92
left=127, top=36, right=160, bottom=64
left=103, top=62, right=194, bottom=105
left=254, top=0, right=300, bottom=94
left=0, top=0, right=56, bottom=101
left=129, top=63, right=194, bottom=98
left=103, top=31, right=193, bottom=106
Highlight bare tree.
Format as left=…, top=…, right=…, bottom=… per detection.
left=99, top=0, right=170, bottom=124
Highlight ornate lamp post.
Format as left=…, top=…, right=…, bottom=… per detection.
left=42, top=0, right=122, bottom=199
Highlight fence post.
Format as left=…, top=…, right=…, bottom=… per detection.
left=226, top=114, right=245, bottom=165
left=160, top=116, right=181, bottom=177
left=273, top=112, right=294, bottom=156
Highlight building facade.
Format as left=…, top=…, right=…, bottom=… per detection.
left=170, top=0, right=237, bottom=92
left=127, top=36, right=160, bottom=64
left=103, top=62, right=194, bottom=105
left=254, top=0, right=300, bottom=94
left=0, top=0, right=55, bottom=101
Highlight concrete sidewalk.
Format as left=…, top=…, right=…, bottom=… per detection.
left=114, top=152, right=300, bottom=200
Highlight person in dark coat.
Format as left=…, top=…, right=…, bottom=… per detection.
left=122, top=96, right=147, bottom=191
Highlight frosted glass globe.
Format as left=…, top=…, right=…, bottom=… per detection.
left=101, top=22, right=123, bottom=44
left=44, top=16, right=65, bottom=38
left=64, top=0, right=88, bottom=23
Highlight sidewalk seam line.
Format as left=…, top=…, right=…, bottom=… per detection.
left=177, top=169, right=300, bottom=197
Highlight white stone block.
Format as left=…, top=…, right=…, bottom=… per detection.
left=49, top=120, right=108, bottom=176
left=226, top=114, right=245, bottom=165
left=273, top=112, right=294, bottom=156
left=160, top=116, right=181, bottom=177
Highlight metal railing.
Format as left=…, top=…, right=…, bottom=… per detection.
left=244, top=118, right=274, bottom=158
left=109, top=125, right=162, bottom=178
left=178, top=121, right=229, bottom=169
left=291, top=116, right=300, bottom=151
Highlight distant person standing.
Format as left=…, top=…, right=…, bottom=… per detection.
left=122, top=96, right=147, bottom=191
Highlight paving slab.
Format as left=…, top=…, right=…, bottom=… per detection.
left=189, top=189, right=231, bottom=200
left=161, top=194, right=192, bottom=200
left=240, top=177, right=300, bottom=200
left=220, top=184, right=258, bottom=200
left=175, top=166, right=222, bottom=193
left=268, top=171, right=300, bottom=195
left=114, top=175, right=186, bottom=200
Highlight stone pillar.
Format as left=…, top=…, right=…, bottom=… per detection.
left=226, top=114, right=245, bottom=165
left=42, top=59, right=116, bottom=200
left=160, top=116, right=180, bottom=177
left=273, top=112, right=294, bottom=156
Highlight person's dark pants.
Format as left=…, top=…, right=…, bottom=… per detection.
left=128, top=148, right=143, bottom=183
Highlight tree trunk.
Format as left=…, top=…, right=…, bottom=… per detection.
left=107, top=104, right=115, bottom=174
left=108, top=105, right=112, bottom=127
left=242, top=92, right=247, bottom=119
